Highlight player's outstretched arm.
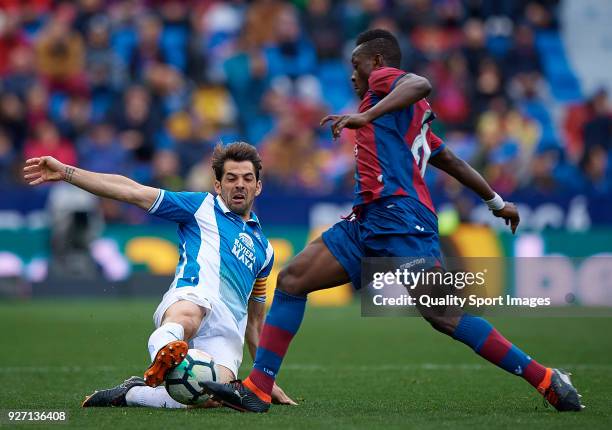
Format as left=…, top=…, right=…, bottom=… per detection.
left=23, top=156, right=159, bottom=211
left=429, top=147, right=520, bottom=233
left=321, top=74, right=431, bottom=138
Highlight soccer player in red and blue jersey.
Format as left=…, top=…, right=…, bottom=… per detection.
left=204, top=29, right=583, bottom=413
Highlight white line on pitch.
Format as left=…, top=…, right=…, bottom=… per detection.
left=0, top=363, right=610, bottom=373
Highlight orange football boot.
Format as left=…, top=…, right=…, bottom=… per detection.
left=143, top=340, right=189, bottom=387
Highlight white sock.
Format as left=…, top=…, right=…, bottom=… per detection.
left=125, top=385, right=186, bottom=408
left=147, top=322, right=185, bottom=362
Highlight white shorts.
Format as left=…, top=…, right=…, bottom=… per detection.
left=153, top=286, right=247, bottom=377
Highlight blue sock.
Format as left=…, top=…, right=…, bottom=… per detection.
left=453, top=314, right=547, bottom=387
left=247, top=290, right=307, bottom=397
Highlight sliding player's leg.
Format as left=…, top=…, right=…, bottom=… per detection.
left=126, top=364, right=235, bottom=408
left=204, top=225, right=357, bottom=412
left=82, top=361, right=236, bottom=408
left=127, top=303, right=246, bottom=409
left=145, top=298, right=209, bottom=387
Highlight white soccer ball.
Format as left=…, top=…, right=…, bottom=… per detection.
left=165, top=349, right=217, bottom=405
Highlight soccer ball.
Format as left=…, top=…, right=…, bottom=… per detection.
left=165, top=349, right=217, bottom=405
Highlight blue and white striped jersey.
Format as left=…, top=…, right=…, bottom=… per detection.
left=148, top=190, right=274, bottom=322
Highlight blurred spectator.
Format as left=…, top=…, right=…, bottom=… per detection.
left=464, top=0, right=522, bottom=20
left=473, top=58, right=506, bottom=113
left=130, top=13, right=163, bottom=80
left=243, top=0, right=286, bottom=47
left=462, top=19, right=488, bottom=76
left=583, top=90, right=611, bottom=151
left=145, top=62, right=191, bottom=117
left=85, top=14, right=126, bottom=91
left=579, top=145, right=611, bottom=195
left=509, top=71, right=545, bottom=103
left=395, top=0, right=442, bottom=32
left=303, top=0, right=343, bottom=60
left=191, top=0, right=242, bottom=83
left=18, top=1, right=52, bottom=37
left=0, top=0, right=607, bottom=224
left=157, top=0, right=192, bottom=73
left=0, top=92, right=28, bottom=151
left=106, top=0, right=140, bottom=67
left=24, top=120, right=77, bottom=166
left=505, top=24, right=541, bottom=79
left=2, top=45, right=37, bottom=97
left=185, top=152, right=215, bottom=193
left=261, top=108, right=325, bottom=191
left=24, top=84, right=49, bottom=129
left=431, top=51, right=471, bottom=128
left=524, top=1, right=558, bottom=30
left=74, top=0, right=104, bottom=35
left=35, top=7, right=86, bottom=92
left=0, top=11, right=30, bottom=78
left=0, top=127, right=18, bottom=185
left=77, top=122, right=127, bottom=174
left=57, top=95, right=92, bottom=142
left=265, top=4, right=317, bottom=83
left=149, top=149, right=183, bottom=191
left=223, top=26, right=273, bottom=143
left=522, top=148, right=561, bottom=194
left=113, top=84, right=159, bottom=162
left=165, top=109, right=213, bottom=175
left=340, top=0, right=384, bottom=39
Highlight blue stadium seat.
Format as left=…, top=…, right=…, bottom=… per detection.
left=535, top=30, right=583, bottom=103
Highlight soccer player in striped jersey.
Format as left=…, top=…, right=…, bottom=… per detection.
left=23, top=142, right=295, bottom=408
left=203, top=30, right=583, bottom=413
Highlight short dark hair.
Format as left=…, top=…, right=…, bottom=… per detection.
left=355, top=29, right=401, bottom=68
left=212, top=141, right=262, bottom=181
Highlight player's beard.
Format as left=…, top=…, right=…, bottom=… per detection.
left=222, top=187, right=253, bottom=217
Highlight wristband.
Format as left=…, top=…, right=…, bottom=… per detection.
left=484, top=193, right=505, bottom=211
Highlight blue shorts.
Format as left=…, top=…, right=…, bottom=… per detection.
left=322, top=196, right=442, bottom=289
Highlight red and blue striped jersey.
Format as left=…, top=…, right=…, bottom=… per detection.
left=354, top=66, right=445, bottom=214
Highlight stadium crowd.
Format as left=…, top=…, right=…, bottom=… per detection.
left=0, top=0, right=610, bottom=222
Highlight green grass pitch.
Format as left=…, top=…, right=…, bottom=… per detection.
left=1, top=300, right=611, bottom=429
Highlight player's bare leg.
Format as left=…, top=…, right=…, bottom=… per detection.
left=409, top=269, right=583, bottom=411
left=203, top=237, right=349, bottom=412
left=144, top=300, right=207, bottom=387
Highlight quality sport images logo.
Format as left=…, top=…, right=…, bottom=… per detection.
left=232, top=232, right=256, bottom=271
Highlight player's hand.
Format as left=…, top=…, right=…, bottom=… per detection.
left=493, top=202, right=520, bottom=234
left=271, top=382, right=298, bottom=405
left=190, top=398, right=222, bottom=409
left=320, top=112, right=370, bottom=139
left=23, top=156, right=66, bottom=185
